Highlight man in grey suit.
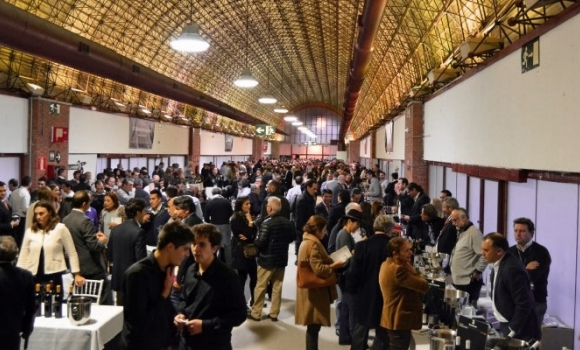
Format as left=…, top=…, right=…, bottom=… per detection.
left=108, top=198, right=148, bottom=306
left=63, top=190, right=112, bottom=304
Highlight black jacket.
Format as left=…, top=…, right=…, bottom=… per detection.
left=406, top=192, right=430, bottom=240
left=348, top=234, right=391, bottom=327
left=204, top=196, right=233, bottom=225
left=490, top=252, right=541, bottom=341
left=255, top=214, right=294, bottom=268
left=178, top=258, right=247, bottom=350
left=0, top=263, right=36, bottom=350
left=120, top=253, right=176, bottom=350
left=0, top=200, right=14, bottom=237
left=436, top=219, right=457, bottom=255
left=108, top=219, right=147, bottom=291
left=508, top=241, right=551, bottom=303
left=294, top=192, right=316, bottom=235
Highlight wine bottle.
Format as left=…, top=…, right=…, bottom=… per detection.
left=465, top=339, right=471, bottom=350
left=34, top=283, right=42, bottom=317
left=68, top=284, right=74, bottom=303
left=53, top=285, right=63, bottom=318
left=43, top=283, right=53, bottom=317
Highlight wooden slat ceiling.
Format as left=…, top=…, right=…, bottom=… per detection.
left=0, top=0, right=577, bottom=139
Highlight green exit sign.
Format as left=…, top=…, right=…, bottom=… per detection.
left=255, top=124, right=275, bottom=136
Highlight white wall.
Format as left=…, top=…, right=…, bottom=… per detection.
left=199, top=129, right=253, bottom=155
left=374, top=115, right=405, bottom=160
left=424, top=12, right=580, bottom=173
left=0, top=95, right=28, bottom=153
left=69, top=108, right=189, bottom=154
left=359, top=135, right=371, bottom=158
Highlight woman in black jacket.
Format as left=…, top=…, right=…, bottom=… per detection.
left=230, top=196, right=258, bottom=306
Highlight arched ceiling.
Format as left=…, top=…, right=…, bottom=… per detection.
left=0, top=0, right=577, bottom=140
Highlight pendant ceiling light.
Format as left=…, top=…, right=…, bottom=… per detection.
left=259, top=17, right=277, bottom=104
left=170, top=0, right=209, bottom=53
left=274, top=107, right=289, bottom=113
left=234, top=0, right=258, bottom=88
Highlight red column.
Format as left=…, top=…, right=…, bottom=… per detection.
left=25, top=98, right=70, bottom=182
left=348, top=140, right=361, bottom=164
left=252, top=138, right=265, bottom=160
left=404, top=101, right=428, bottom=193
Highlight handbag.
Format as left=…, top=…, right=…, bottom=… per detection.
left=296, top=243, right=337, bottom=289
left=243, top=244, right=258, bottom=258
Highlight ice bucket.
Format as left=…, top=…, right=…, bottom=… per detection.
left=68, top=296, right=92, bottom=325
left=430, top=329, right=456, bottom=350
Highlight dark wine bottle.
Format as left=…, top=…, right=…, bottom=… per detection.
left=43, top=283, right=53, bottom=317
left=53, top=285, right=63, bottom=318
left=34, top=283, right=42, bottom=317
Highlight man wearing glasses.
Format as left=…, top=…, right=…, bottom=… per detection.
left=449, top=208, right=487, bottom=306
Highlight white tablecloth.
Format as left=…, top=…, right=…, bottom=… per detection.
left=24, top=305, right=123, bottom=350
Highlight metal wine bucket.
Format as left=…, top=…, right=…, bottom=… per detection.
left=485, top=337, right=528, bottom=350
left=430, top=329, right=456, bottom=350
left=68, top=296, right=92, bottom=325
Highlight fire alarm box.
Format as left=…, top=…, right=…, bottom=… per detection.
left=51, top=127, right=69, bottom=143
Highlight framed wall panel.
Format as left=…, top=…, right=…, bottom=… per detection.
left=506, top=179, right=538, bottom=246
left=456, top=173, right=468, bottom=213
left=483, top=180, right=499, bottom=234
left=536, top=180, right=578, bottom=326
left=468, top=177, right=481, bottom=229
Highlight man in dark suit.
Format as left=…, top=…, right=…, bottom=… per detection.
left=0, top=236, right=36, bottom=350
left=108, top=198, right=147, bottom=306
left=383, top=172, right=398, bottom=207
left=174, top=196, right=203, bottom=227
left=121, top=221, right=194, bottom=350
left=348, top=215, right=395, bottom=350
left=63, top=190, right=112, bottom=304
left=508, top=218, right=551, bottom=332
left=0, top=181, right=19, bottom=237
left=482, top=233, right=541, bottom=341
left=401, top=182, right=430, bottom=241
left=204, top=187, right=233, bottom=266
left=282, top=165, right=293, bottom=193
left=141, top=189, right=167, bottom=246
left=420, top=203, right=445, bottom=247
left=436, top=197, right=459, bottom=256
left=133, top=178, right=150, bottom=203
left=294, top=179, right=318, bottom=256
left=315, top=189, right=333, bottom=219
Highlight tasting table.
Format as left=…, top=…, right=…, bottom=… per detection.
left=23, top=305, right=123, bottom=350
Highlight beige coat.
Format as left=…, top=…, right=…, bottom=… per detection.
left=379, top=258, right=429, bottom=330
left=294, top=233, right=338, bottom=326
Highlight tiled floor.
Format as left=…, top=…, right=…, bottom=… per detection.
left=231, top=243, right=433, bottom=350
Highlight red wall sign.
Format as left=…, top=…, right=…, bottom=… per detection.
left=51, top=127, right=69, bottom=143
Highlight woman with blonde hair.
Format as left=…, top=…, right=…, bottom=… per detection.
left=17, top=201, right=85, bottom=287
left=295, top=215, right=345, bottom=350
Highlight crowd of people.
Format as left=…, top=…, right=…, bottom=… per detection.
left=0, top=157, right=553, bottom=349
